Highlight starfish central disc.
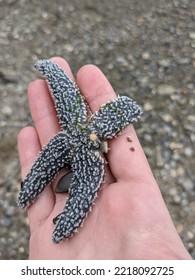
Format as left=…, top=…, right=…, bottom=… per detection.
left=89, top=133, right=98, bottom=142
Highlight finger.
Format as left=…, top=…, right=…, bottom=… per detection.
left=77, top=64, right=116, bottom=111
left=28, top=79, right=60, bottom=146
left=18, top=126, right=54, bottom=232
left=18, top=126, right=40, bottom=180
left=77, top=65, right=154, bottom=184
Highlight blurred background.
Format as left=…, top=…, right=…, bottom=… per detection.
left=0, top=0, right=194, bottom=259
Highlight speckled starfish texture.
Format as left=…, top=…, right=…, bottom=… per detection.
left=18, top=60, right=142, bottom=243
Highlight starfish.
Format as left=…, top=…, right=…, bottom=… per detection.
left=18, top=60, right=142, bottom=243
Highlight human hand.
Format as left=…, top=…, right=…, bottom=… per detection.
left=18, top=57, right=191, bottom=259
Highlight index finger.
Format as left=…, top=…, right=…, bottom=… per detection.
left=77, top=65, right=153, bottom=183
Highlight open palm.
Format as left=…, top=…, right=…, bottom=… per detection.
left=18, top=57, right=191, bottom=259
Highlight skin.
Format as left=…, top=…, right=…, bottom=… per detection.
left=18, top=57, right=192, bottom=260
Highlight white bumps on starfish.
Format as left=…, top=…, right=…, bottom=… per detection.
left=18, top=60, right=142, bottom=243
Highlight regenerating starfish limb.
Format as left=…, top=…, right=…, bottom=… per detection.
left=89, top=96, right=141, bottom=139
left=18, top=59, right=142, bottom=243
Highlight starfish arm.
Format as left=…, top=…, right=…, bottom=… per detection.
left=18, top=132, right=72, bottom=209
left=52, top=148, right=105, bottom=243
left=89, top=96, right=142, bottom=139
left=34, top=60, right=88, bottom=130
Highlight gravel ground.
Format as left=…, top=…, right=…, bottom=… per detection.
left=0, top=0, right=194, bottom=259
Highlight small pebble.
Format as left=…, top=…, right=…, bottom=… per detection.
left=64, top=44, right=74, bottom=53
left=157, top=85, right=177, bottom=95
left=188, top=242, right=194, bottom=249
left=158, top=59, right=171, bottom=68
left=18, top=247, right=25, bottom=254
left=142, top=52, right=151, bottom=60
left=176, top=223, right=184, bottom=234
left=55, top=172, right=73, bottom=193
left=173, top=195, right=181, bottom=204
left=187, top=231, right=194, bottom=240
left=127, top=136, right=132, bottom=142
left=181, top=179, right=194, bottom=192
left=143, top=102, right=153, bottom=111
left=189, top=32, right=195, bottom=40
